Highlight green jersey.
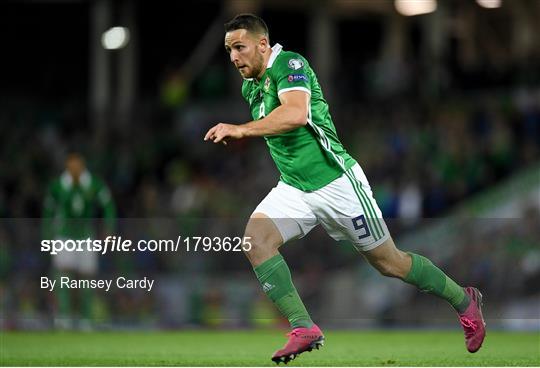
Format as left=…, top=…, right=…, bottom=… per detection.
left=241, top=44, right=356, bottom=191
left=43, top=171, right=116, bottom=239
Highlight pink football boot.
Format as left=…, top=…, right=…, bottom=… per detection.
left=271, top=324, right=325, bottom=364
left=458, top=287, right=486, bottom=353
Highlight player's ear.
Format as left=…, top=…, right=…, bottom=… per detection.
left=259, top=37, right=269, bottom=53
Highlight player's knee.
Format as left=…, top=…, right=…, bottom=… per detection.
left=244, top=228, right=280, bottom=253
left=244, top=216, right=282, bottom=254
left=242, top=229, right=281, bottom=267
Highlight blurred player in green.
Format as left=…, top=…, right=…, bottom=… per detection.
left=205, top=14, right=486, bottom=363
left=43, top=152, right=116, bottom=329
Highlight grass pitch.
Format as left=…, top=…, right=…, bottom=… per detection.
left=1, top=330, right=539, bottom=366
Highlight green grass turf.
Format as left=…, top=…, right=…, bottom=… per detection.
left=1, top=330, right=538, bottom=366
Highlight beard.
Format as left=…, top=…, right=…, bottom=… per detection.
left=244, top=51, right=265, bottom=79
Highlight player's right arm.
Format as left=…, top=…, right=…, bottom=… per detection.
left=204, top=90, right=308, bottom=143
left=239, top=89, right=309, bottom=137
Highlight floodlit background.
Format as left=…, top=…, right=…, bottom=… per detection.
left=1, top=0, right=539, bottom=331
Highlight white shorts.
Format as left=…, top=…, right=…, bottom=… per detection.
left=253, top=164, right=390, bottom=252
left=52, top=241, right=98, bottom=275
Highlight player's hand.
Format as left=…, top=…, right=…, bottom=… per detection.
left=204, top=123, right=246, bottom=145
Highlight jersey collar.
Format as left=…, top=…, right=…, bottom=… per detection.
left=266, top=43, right=283, bottom=69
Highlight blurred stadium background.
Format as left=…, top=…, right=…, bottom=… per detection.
left=1, top=0, right=539, bottom=333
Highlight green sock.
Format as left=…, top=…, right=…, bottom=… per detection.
left=254, top=254, right=313, bottom=328
left=55, top=272, right=71, bottom=318
left=80, top=287, right=94, bottom=320
left=404, top=253, right=470, bottom=313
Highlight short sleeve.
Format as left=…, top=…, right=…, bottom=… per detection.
left=273, top=54, right=311, bottom=97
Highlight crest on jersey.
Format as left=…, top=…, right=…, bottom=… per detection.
left=264, top=76, right=270, bottom=92
left=288, top=59, right=304, bottom=70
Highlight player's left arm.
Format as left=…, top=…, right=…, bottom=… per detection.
left=204, top=90, right=309, bottom=144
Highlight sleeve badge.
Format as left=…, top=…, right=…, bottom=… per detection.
left=287, top=59, right=304, bottom=70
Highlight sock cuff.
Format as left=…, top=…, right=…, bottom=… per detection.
left=254, top=254, right=284, bottom=280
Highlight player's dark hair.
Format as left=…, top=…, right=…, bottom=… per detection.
left=224, top=14, right=269, bottom=41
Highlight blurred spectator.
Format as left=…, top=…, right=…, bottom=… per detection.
left=42, top=153, right=116, bottom=329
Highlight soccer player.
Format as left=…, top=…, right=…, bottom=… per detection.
left=204, top=14, right=486, bottom=364
left=43, top=152, right=116, bottom=329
